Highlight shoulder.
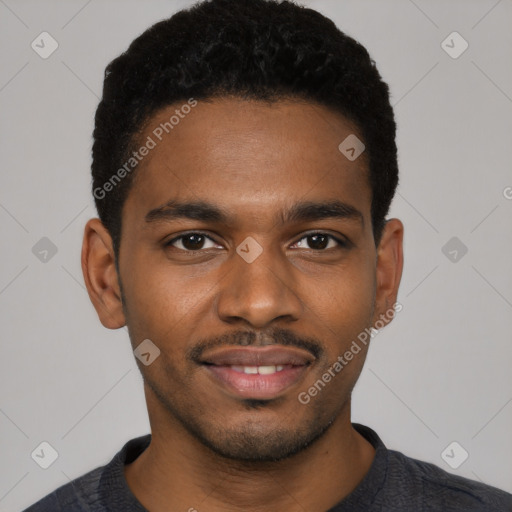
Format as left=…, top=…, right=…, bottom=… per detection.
left=22, top=434, right=151, bottom=512
left=22, top=465, right=105, bottom=512
left=385, top=448, right=512, bottom=511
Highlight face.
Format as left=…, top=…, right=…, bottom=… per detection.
left=83, top=97, right=403, bottom=462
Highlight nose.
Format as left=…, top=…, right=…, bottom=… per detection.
left=215, top=241, right=303, bottom=329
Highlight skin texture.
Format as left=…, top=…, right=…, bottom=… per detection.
left=82, top=97, right=404, bottom=512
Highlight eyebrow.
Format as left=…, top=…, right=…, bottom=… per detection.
left=145, top=199, right=364, bottom=228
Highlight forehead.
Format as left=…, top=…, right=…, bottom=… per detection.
left=123, top=97, right=371, bottom=228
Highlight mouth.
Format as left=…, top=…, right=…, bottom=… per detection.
left=200, top=346, right=315, bottom=400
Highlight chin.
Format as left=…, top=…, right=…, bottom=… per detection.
left=190, top=415, right=336, bottom=462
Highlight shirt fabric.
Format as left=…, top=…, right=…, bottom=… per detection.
left=23, top=423, right=512, bottom=511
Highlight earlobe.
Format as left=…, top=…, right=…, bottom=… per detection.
left=373, top=218, right=404, bottom=328
left=81, top=218, right=126, bottom=329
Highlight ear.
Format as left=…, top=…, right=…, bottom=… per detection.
left=372, top=218, right=404, bottom=329
left=81, top=218, right=126, bottom=329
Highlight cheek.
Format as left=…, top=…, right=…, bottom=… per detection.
left=120, top=257, right=207, bottom=350
left=298, top=265, right=375, bottom=389
left=306, top=257, right=376, bottom=332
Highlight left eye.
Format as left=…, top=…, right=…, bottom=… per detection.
left=291, top=233, right=345, bottom=251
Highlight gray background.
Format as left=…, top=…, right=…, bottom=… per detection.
left=1, top=0, right=511, bottom=510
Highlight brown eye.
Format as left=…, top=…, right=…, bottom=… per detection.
left=292, top=233, right=346, bottom=251
left=165, top=233, right=220, bottom=251
left=306, top=234, right=329, bottom=250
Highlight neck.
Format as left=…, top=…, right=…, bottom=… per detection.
left=124, top=393, right=375, bottom=512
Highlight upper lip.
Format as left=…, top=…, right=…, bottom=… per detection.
left=199, top=346, right=315, bottom=367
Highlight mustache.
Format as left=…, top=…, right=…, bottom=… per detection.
left=187, top=327, right=324, bottom=363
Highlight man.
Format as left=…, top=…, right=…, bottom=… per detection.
left=24, top=0, right=512, bottom=510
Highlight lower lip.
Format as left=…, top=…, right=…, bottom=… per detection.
left=203, top=365, right=309, bottom=400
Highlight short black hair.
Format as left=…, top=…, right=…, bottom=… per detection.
left=91, top=0, right=398, bottom=261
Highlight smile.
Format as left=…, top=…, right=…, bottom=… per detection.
left=230, top=365, right=285, bottom=374
left=200, top=346, right=315, bottom=400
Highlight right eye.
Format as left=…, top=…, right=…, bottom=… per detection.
left=165, top=232, right=223, bottom=252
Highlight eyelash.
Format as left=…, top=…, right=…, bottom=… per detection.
left=164, top=231, right=348, bottom=252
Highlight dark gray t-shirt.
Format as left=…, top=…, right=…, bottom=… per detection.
left=23, top=423, right=512, bottom=511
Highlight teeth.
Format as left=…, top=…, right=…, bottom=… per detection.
left=258, top=365, right=277, bottom=375
left=230, top=365, right=286, bottom=375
